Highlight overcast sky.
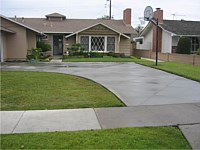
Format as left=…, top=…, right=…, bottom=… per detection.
left=1, top=0, right=200, bottom=27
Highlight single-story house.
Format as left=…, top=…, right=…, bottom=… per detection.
left=135, top=8, right=200, bottom=53
left=0, top=8, right=137, bottom=62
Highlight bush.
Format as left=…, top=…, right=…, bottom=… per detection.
left=106, top=52, right=125, bottom=58
left=26, top=48, right=42, bottom=61
left=176, top=37, right=191, bottom=54
left=197, top=48, right=200, bottom=55
left=107, top=52, right=115, bottom=57
left=89, top=52, right=104, bottom=58
left=68, top=43, right=85, bottom=56
left=36, top=41, right=51, bottom=52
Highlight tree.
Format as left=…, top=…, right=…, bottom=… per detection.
left=135, top=25, right=144, bottom=35
left=176, top=37, right=191, bottom=54
left=97, top=15, right=114, bottom=20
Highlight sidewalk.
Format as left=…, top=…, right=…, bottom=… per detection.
left=1, top=103, right=200, bottom=148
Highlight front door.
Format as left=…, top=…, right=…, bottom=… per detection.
left=53, top=35, right=63, bottom=55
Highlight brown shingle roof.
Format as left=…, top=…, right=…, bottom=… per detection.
left=12, top=18, right=137, bottom=35
left=161, top=20, right=200, bottom=35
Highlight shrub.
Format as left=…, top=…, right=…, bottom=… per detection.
left=68, top=43, right=85, bottom=56
left=176, top=37, right=191, bottom=54
left=107, top=52, right=115, bottom=57
left=36, top=41, right=51, bottom=52
left=197, top=48, right=200, bottom=55
left=26, top=48, right=42, bottom=61
left=89, top=52, right=104, bottom=58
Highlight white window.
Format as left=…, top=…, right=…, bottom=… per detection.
left=80, top=35, right=116, bottom=52
left=191, top=37, right=199, bottom=52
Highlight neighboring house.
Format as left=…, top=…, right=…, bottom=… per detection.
left=135, top=8, right=200, bottom=54
left=0, top=15, right=42, bottom=62
left=0, top=8, right=137, bottom=62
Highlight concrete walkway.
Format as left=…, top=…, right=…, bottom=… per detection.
left=1, top=62, right=200, bottom=148
left=1, top=103, right=200, bottom=148
left=50, top=59, right=62, bottom=63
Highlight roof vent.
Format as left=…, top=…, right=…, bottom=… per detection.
left=45, top=13, right=66, bottom=21
left=156, top=8, right=161, bottom=10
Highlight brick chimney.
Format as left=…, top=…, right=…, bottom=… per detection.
left=152, top=8, right=163, bottom=52
left=123, top=8, right=131, bottom=26
left=153, top=8, right=163, bottom=24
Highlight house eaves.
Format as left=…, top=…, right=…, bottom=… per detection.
left=43, top=32, right=73, bottom=34
left=140, top=21, right=176, bottom=37
left=0, top=26, right=16, bottom=33
left=0, top=15, right=43, bottom=34
left=172, top=35, right=200, bottom=37
left=65, top=23, right=130, bottom=39
left=157, top=25, right=200, bottom=37
left=139, top=22, right=152, bottom=36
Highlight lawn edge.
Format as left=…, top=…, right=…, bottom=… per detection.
left=133, top=61, right=200, bottom=83
left=1, top=71, right=125, bottom=111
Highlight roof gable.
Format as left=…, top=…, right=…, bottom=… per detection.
left=45, top=13, right=66, bottom=18
left=0, top=15, right=41, bottom=34
left=65, top=23, right=130, bottom=39
left=81, top=24, right=118, bottom=35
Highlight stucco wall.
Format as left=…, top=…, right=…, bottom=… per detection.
left=172, top=36, right=180, bottom=46
left=27, top=29, right=36, bottom=50
left=1, top=18, right=37, bottom=61
left=162, top=31, right=172, bottom=53
left=2, top=18, right=27, bottom=60
left=137, top=28, right=153, bottom=50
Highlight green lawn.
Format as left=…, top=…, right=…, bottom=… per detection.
left=1, top=71, right=123, bottom=110
left=132, top=58, right=200, bottom=82
left=1, top=127, right=191, bottom=149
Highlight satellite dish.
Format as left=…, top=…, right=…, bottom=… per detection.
left=144, top=6, right=153, bottom=21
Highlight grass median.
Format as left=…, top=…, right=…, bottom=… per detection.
left=1, top=127, right=191, bottom=149
left=1, top=71, right=124, bottom=110
left=132, top=58, right=200, bottom=82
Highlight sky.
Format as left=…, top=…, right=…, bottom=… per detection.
left=1, top=0, right=200, bottom=27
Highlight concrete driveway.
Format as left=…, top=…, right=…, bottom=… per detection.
left=1, top=62, right=200, bottom=148
left=2, top=62, right=200, bottom=106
